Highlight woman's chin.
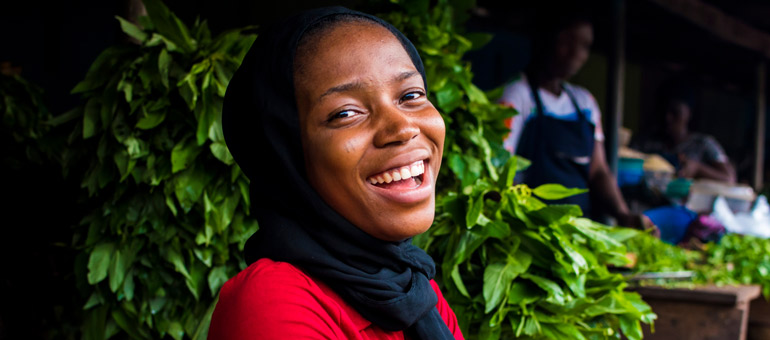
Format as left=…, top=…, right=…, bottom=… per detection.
left=365, top=209, right=435, bottom=242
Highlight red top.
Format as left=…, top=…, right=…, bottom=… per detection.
left=209, top=258, right=464, bottom=340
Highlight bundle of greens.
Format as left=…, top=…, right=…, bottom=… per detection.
left=418, top=158, right=655, bottom=340
left=57, top=0, right=258, bottom=338
left=700, top=234, right=770, bottom=298
left=385, top=0, right=655, bottom=338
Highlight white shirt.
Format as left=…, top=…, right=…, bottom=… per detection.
left=499, top=74, right=605, bottom=154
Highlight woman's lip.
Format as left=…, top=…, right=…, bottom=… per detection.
left=366, top=160, right=433, bottom=205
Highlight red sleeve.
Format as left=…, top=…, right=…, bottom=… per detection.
left=430, top=280, right=465, bottom=340
left=208, top=260, right=346, bottom=340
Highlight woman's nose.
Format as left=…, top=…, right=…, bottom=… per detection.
left=373, top=105, right=420, bottom=148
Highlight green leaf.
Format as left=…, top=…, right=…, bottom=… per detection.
left=45, top=107, right=82, bottom=126
left=173, top=165, right=210, bottom=213
left=483, top=251, right=531, bottom=313
left=158, top=49, right=171, bottom=88
left=108, top=250, right=126, bottom=293
left=83, top=292, right=104, bottom=310
left=165, top=246, right=191, bottom=280
left=83, top=98, right=99, bottom=139
left=88, top=243, right=115, bottom=284
left=171, top=139, right=202, bottom=173
left=435, top=83, right=463, bottom=112
left=168, top=321, right=185, bottom=340
left=450, top=265, right=470, bottom=298
left=207, top=266, right=228, bottom=297
left=503, top=156, right=519, bottom=187
left=583, top=293, right=634, bottom=317
left=191, top=298, right=219, bottom=340
left=136, top=110, right=166, bottom=130
left=143, top=0, right=195, bottom=52
left=478, top=315, right=502, bottom=340
left=185, top=260, right=207, bottom=300
left=532, top=183, right=588, bottom=200
left=521, top=273, right=565, bottom=304
left=210, top=142, right=233, bottom=165
left=620, top=314, right=643, bottom=340
left=466, top=194, right=484, bottom=228
left=116, top=16, right=148, bottom=42
left=507, top=280, right=543, bottom=305
left=123, top=269, right=135, bottom=301
left=111, top=308, right=143, bottom=339
left=82, top=306, right=108, bottom=340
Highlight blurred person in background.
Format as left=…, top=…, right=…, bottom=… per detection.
left=633, top=98, right=736, bottom=183
left=499, top=9, right=657, bottom=234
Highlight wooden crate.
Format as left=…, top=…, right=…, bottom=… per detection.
left=630, top=285, right=760, bottom=340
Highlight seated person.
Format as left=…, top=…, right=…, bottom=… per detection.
left=633, top=98, right=736, bottom=183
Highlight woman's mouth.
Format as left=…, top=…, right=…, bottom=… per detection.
left=367, top=160, right=425, bottom=189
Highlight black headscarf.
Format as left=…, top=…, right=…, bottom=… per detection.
left=222, top=6, right=455, bottom=339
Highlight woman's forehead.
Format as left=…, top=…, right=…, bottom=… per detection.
left=295, top=23, right=417, bottom=93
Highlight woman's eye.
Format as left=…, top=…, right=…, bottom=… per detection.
left=400, top=91, right=424, bottom=103
left=329, top=109, right=359, bottom=122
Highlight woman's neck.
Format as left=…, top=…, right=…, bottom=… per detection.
left=668, top=129, right=689, bottom=147
left=532, top=71, right=564, bottom=96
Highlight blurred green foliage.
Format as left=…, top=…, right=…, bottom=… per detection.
left=628, top=232, right=770, bottom=299
left=52, top=0, right=257, bottom=338
left=386, top=0, right=655, bottom=339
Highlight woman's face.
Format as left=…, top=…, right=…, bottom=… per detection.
left=549, top=22, right=593, bottom=79
left=294, top=22, right=445, bottom=241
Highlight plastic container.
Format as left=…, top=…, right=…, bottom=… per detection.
left=666, top=178, right=693, bottom=199
left=643, top=206, right=697, bottom=245
left=685, top=180, right=755, bottom=213
left=618, top=157, right=645, bottom=187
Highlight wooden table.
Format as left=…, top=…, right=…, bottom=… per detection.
left=749, top=296, right=770, bottom=340
left=630, top=285, right=761, bottom=340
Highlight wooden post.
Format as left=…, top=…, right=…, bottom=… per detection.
left=605, top=0, right=626, bottom=175
left=754, top=62, right=766, bottom=190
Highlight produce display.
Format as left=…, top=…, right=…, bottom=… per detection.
left=627, top=232, right=770, bottom=299
left=417, top=158, right=656, bottom=340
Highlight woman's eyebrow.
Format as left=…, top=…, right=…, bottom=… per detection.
left=316, top=71, right=420, bottom=103
left=393, top=71, right=419, bottom=83
left=318, top=82, right=364, bottom=102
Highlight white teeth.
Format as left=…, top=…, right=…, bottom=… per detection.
left=410, top=164, right=422, bottom=176
left=400, top=168, right=411, bottom=179
left=392, top=171, right=402, bottom=181
left=367, top=160, right=426, bottom=185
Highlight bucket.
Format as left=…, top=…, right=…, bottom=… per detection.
left=643, top=206, right=697, bottom=245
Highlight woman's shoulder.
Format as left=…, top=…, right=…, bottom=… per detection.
left=209, top=258, right=353, bottom=339
left=563, top=82, right=597, bottom=106
left=222, top=258, right=314, bottom=292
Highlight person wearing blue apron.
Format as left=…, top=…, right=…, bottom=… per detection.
left=517, top=78, right=594, bottom=214
left=500, top=9, right=657, bottom=234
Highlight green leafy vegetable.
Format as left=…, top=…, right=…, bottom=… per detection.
left=43, top=0, right=258, bottom=337
left=386, top=1, right=655, bottom=338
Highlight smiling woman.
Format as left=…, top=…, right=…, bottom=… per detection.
left=207, top=7, right=462, bottom=340
left=295, top=19, right=445, bottom=241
